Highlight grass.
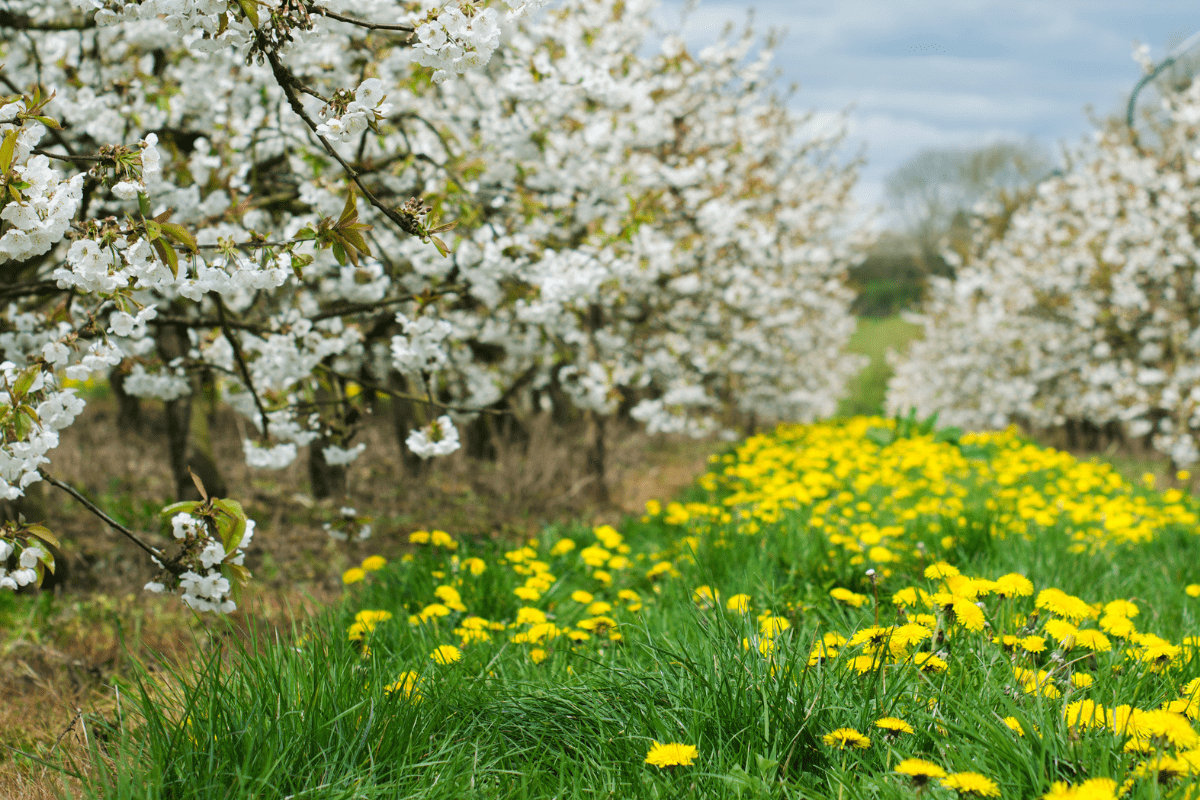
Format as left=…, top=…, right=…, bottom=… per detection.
left=838, top=316, right=923, bottom=418
left=37, top=416, right=1200, bottom=800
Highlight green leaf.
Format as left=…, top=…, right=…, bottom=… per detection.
left=337, top=188, right=358, bottom=227
left=933, top=426, right=963, bottom=444
left=33, top=115, right=62, bottom=130
left=0, top=129, right=17, bottom=172
left=236, top=0, right=259, bottom=28
left=339, top=228, right=371, bottom=260
left=160, top=222, right=198, bottom=253
left=137, top=192, right=152, bottom=218
left=13, top=409, right=34, bottom=440
left=212, top=498, right=247, bottom=553
left=864, top=427, right=895, bottom=448
left=290, top=252, right=313, bottom=279
left=151, top=238, right=179, bottom=279
left=25, top=524, right=60, bottom=550
left=12, top=366, right=39, bottom=401
left=430, top=235, right=449, bottom=258
left=331, top=240, right=347, bottom=266
left=161, top=501, right=202, bottom=518
left=293, top=226, right=317, bottom=241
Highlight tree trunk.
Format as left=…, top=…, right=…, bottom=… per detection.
left=156, top=323, right=225, bottom=500
left=109, top=366, right=142, bottom=431
left=586, top=410, right=610, bottom=504
left=308, top=383, right=348, bottom=499
left=389, top=371, right=426, bottom=478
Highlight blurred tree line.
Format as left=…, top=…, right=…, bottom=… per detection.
left=850, top=138, right=1055, bottom=317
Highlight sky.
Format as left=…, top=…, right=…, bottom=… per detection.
left=651, top=0, right=1200, bottom=230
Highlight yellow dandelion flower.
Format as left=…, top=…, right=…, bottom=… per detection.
left=360, top=555, right=387, bottom=571
left=549, top=538, right=576, bottom=556
left=993, top=573, right=1034, bottom=598
left=430, top=644, right=462, bottom=665
left=1073, top=629, right=1111, bottom=652
left=913, top=652, right=948, bottom=673
left=461, top=557, right=487, bottom=575
left=924, top=562, right=960, bottom=580
left=726, top=593, right=751, bottom=613
left=643, top=741, right=697, bottom=768
left=830, top=587, right=868, bottom=608
left=940, top=772, right=1000, bottom=797
left=895, top=758, right=947, bottom=785
left=822, top=727, right=871, bottom=750
left=874, top=716, right=914, bottom=736
left=1002, top=716, right=1025, bottom=736
left=529, top=648, right=548, bottom=664
left=384, top=671, right=421, bottom=701
left=342, top=567, right=366, bottom=585
left=1187, top=585, right=1200, bottom=598
left=1035, top=588, right=1096, bottom=622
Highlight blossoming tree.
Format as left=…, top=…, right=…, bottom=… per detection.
left=887, top=50, right=1200, bottom=468
left=0, top=0, right=871, bottom=605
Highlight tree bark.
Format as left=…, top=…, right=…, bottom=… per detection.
left=389, top=371, right=426, bottom=478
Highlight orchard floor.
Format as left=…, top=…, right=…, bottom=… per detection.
left=0, top=396, right=720, bottom=800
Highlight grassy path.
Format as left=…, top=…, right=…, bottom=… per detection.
left=71, top=417, right=1200, bottom=800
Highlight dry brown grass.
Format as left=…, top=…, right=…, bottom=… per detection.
left=1, top=395, right=721, bottom=798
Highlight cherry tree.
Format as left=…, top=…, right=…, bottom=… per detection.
left=888, top=49, right=1200, bottom=468
left=0, top=0, right=873, bottom=606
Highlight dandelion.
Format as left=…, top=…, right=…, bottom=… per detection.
left=924, top=562, right=960, bottom=580
left=726, top=593, right=751, bottom=613
left=940, top=772, right=1000, bottom=797
left=570, top=590, right=594, bottom=604
left=360, top=555, right=387, bottom=571
left=1042, top=778, right=1119, bottom=800
left=1002, top=716, right=1025, bottom=736
left=384, top=671, right=421, bottom=701
left=830, top=587, right=868, bottom=608
left=549, top=538, right=576, bottom=556
left=1187, top=584, right=1200, bottom=598
left=1073, top=629, right=1111, bottom=652
left=874, top=716, right=914, bottom=737
left=430, top=644, right=462, bottom=665
left=342, top=567, right=366, bottom=584
left=1036, top=588, right=1096, bottom=622
left=913, top=652, right=948, bottom=673
left=821, top=727, right=871, bottom=750
left=993, top=573, right=1034, bottom=598
left=643, top=741, right=697, bottom=768
left=895, top=758, right=947, bottom=786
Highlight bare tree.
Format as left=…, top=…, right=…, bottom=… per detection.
left=884, top=139, right=1055, bottom=275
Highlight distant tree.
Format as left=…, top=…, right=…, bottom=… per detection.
left=883, top=140, right=1055, bottom=276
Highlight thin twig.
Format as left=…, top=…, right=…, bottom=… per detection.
left=259, top=37, right=430, bottom=238
left=316, top=364, right=509, bottom=415
left=214, top=294, right=271, bottom=441
left=42, top=474, right=178, bottom=572
left=310, top=5, right=415, bottom=34
left=0, top=279, right=63, bottom=300
left=31, top=148, right=109, bottom=164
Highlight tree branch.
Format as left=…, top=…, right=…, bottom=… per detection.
left=43, top=474, right=182, bottom=575
left=310, top=5, right=415, bottom=34
left=316, top=364, right=509, bottom=416
left=214, top=294, right=272, bottom=440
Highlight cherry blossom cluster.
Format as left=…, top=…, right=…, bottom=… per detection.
left=888, top=50, right=1200, bottom=466
left=143, top=510, right=255, bottom=613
